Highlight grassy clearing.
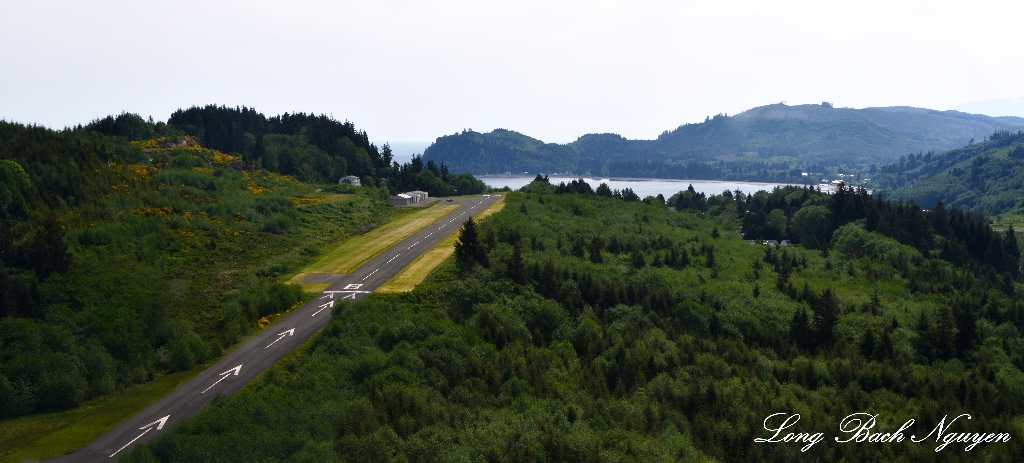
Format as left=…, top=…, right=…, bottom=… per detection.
left=298, top=283, right=332, bottom=294
left=0, top=367, right=203, bottom=463
left=377, top=196, right=505, bottom=293
left=290, top=203, right=459, bottom=279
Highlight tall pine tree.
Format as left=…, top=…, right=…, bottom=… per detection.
left=454, top=217, right=488, bottom=274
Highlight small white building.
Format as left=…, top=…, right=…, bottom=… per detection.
left=406, top=191, right=429, bottom=203
left=388, top=191, right=429, bottom=206
left=388, top=194, right=413, bottom=206
left=339, top=175, right=361, bottom=186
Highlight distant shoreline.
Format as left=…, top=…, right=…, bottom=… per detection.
left=476, top=174, right=838, bottom=191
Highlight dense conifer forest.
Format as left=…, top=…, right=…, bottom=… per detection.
left=123, top=179, right=1023, bottom=462
left=0, top=109, right=484, bottom=420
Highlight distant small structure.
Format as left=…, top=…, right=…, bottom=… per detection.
left=406, top=191, right=429, bottom=202
left=388, top=194, right=413, bottom=206
left=780, top=240, right=793, bottom=247
left=339, top=175, right=361, bottom=187
left=387, top=190, right=429, bottom=206
left=764, top=240, right=779, bottom=247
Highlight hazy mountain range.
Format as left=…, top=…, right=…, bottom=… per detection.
left=423, top=103, right=1024, bottom=177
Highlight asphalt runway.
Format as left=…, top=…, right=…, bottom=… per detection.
left=46, top=194, right=502, bottom=462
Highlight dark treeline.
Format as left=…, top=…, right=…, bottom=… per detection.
left=383, top=154, right=488, bottom=198
left=604, top=158, right=818, bottom=184
left=735, top=185, right=1021, bottom=280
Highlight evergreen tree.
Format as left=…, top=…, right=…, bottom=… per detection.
left=812, top=288, right=839, bottom=347
left=588, top=236, right=603, bottom=264
left=859, top=330, right=877, bottom=358
left=709, top=312, right=722, bottom=337
left=506, top=244, right=526, bottom=284
left=1005, top=225, right=1020, bottom=278
left=789, top=308, right=813, bottom=350
left=914, top=312, right=934, bottom=361
left=630, top=249, right=645, bottom=269
left=454, top=217, right=487, bottom=274
left=934, top=307, right=956, bottom=360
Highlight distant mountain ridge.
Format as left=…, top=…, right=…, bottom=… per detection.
left=423, top=103, right=1024, bottom=178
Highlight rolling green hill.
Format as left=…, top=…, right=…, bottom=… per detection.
left=878, top=130, right=1024, bottom=216
left=0, top=107, right=487, bottom=424
left=423, top=103, right=1024, bottom=180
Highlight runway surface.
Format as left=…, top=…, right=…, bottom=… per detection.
left=46, top=194, right=502, bottom=462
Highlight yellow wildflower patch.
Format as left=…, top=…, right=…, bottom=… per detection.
left=290, top=196, right=330, bottom=205
left=211, top=153, right=237, bottom=166
left=247, top=182, right=266, bottom=195
left=133, top=206, right=174, bottom=217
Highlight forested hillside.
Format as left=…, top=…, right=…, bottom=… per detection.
left=0, top=110, right=486, bottom=422
left=423, top=104, right=1024, bottom=181
left=124, top=180, right=1023, bottom=462
left=92, top=107, right=488, bottom=197
left=877, top=130, right=1024, bottom=216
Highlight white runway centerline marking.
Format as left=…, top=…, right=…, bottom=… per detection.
left=362, top=268, right=379, bottom=281
left=387, top=254, right=400, bottom=263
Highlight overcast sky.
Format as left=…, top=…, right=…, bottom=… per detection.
left=2, top=0, right=1023, bottom=145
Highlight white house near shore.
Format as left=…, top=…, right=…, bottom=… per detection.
left=339, top=175, right=361, bottom=186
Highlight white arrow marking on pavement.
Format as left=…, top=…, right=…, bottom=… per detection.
left=312, top=300, right=334, bottom=316
left=319, top=293, right=334, bottom=299
left=110, top=415, right=170, bottom=457
left=201, top=365, right=242, bottom=394
left=341, top=293, right=358, bottom=300
left=265, top=328, right=294, bottom=348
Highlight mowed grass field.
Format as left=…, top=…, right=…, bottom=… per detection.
left=289, top=203, right=459, bottom=286
left=377, top=195, right=505, bottom=293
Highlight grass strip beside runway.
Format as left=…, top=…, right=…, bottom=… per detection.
left=377, top=195, right=505, bottom=293
left=291, top=203, right=459, bottom=281
left=0, top=368, right=203, bottom=463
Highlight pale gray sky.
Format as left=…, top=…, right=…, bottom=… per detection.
left=2, top=1, right=1022, bottom=145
